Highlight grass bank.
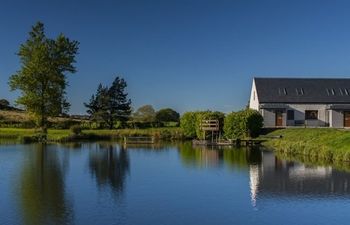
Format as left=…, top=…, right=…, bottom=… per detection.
left=0, top=127, right=185, bottom=143
left=264, top=128, right=350, bottom=162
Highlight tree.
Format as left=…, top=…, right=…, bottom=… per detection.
left=155, top=108, right=180, bottom=123
left=9, top=22, right=79, bottom=131
left=84, top=77, right=131, bottom=129
left=132, top=105, right=156, bottom=123
left=107, top=77, right=132, bottom=129
left=0, top=99, right=10, bottom=108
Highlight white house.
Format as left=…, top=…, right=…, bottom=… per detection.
left=249, top=77, right=350, bottom=128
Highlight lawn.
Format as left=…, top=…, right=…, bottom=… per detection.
left=264, top=128, right=350, bottom=162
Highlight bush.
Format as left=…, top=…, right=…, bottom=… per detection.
left=70, top=125, right=82, bottom=135
left=194, top=111, right=225, bottom=139
left=224, top=109, right=263, bottom=139
left=180, top=112, right=197, bottom=138
left=180, top=111, right=225, bottom=139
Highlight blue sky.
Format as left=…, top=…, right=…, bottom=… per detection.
left=1, top=0, right=350, bottom=114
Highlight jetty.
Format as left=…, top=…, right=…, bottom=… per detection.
left=123, top=136, right=155, bottom=144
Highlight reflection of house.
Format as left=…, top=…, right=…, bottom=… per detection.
left=249, top=78, right=350, bottom=127
left=249, top=151, right=350, bottom=204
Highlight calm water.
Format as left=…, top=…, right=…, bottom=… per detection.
left=1, top=142, right=350, bottom=225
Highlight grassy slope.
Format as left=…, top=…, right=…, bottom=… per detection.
left=264, top=128, right=350, bottom=161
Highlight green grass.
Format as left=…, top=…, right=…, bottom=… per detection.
left=264, top=128, right=350, bottom=162
left=0, top=127, right=185, bottom=142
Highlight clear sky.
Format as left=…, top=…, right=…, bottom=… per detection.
left=1, top=0, right=350, bottom=114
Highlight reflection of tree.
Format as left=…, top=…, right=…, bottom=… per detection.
left=18, top=144, right=72, bottom=225
left=178, top=142, right=262, bottom=169
left=89, top=144, right=129, bottom=194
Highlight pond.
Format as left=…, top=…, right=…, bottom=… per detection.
left=1, top=142, right=350, bottom=225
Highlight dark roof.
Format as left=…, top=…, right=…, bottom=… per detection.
left=254, top=78, right=350, bottom=104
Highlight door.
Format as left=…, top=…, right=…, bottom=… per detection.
left=344, top=111, right=350, bottom=127
left=275, top=110, right=283, bottom=127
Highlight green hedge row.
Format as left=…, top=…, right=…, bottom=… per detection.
left=180, top=109, right=263, bottom=139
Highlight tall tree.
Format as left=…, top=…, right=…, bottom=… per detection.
left=9, top=22, right=79, bottom=131
left=85, top=77, right=131, bottom=129
left=107, top=77, right=132, bottom=129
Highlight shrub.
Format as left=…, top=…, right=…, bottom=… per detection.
left=194, top=111, right=225, bottom=139
left=180, top=112, right=197, bottom=138
left=70, top=125, right=82, bottom=135
left=224, top=109, right=263, bottom=139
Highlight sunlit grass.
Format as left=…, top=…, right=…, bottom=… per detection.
left=264, top=128, right=350, bottom=162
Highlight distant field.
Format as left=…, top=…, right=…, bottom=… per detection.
left=0, top=110, right=30, bottom=121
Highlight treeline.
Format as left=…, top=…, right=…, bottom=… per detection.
left=83, top=77, right=180, bottom=129
left=181, top=109, right=263, bottom=139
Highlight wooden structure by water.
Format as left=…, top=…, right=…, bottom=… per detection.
left=123, top=136, right=155, bottom=144
left=200, top=119, right=220, bottom=142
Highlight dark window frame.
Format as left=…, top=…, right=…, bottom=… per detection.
left=305, top=110, right=318, bottom=120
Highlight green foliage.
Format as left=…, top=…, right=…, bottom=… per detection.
left=194, top=111, right=225, bottom=139
left=70, top=125, right=82, bottom=135
left=180, top=112, right=197, bottom=138
left=132, top=105, right=156, bottom=124
left=9, top=22, right=79, bottom=130
left=84, top=77, right=132, bottom=129
left=224, top=109, right=263, bottom=139
left=155, top=108, right=180, bottom=123
left=0, top=99, right=10, bottom=108
left=180, top=111, right=225, bottom=139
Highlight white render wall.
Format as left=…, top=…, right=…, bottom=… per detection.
left=249, top=79, right=259, bottom=111
left=261, top=109, right=287, bottom=127
left=260, top=104, right=345, bottom=127
left=329, top=110, right=343, bottom=128
left=287, top=104, right=328, bottom=127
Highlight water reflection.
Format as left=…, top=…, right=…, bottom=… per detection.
left=178, top=143, right=350, bottom=206
left=255, top=151, right=350, bottom=197
left=178, top=142, right=261, bottom=169
left=88, top=144, right=129, bottom=195
left=17, top=144, right=72, bottom=225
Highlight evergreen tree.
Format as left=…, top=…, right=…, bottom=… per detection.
left=107, top=77, right=132, bottom=129
left=85, top=77, right=131, bottom=129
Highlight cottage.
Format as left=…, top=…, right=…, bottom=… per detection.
left=249, top=78, right=350, bottom=128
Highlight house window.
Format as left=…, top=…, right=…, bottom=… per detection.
left=287, top=110, right=294, bottom=120
left=305, top=110, right=318, bottom=120
left=296, top=88, right=304, bottom=95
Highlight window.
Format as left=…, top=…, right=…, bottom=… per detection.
left=287, top=110, right=294, bottom=120
left=296, top=88, right=304, bottom=95
left=253, top=91, right=255, bottom=100
left=278, top=88, right=287, bottom=95
left=305, top=110, right=318, bottom=120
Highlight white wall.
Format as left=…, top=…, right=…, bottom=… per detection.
left=261, top=104, right=331, bottom=127
left=287, top=104, right=328, bottom=127
left=330, top=110, right=343, bottom=128
left=249, top=79, right=259, bottom=110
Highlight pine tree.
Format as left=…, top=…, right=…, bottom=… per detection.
left=107, top=77, right=132, bottom=129
left=85, top=77, right=131, bottom=129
